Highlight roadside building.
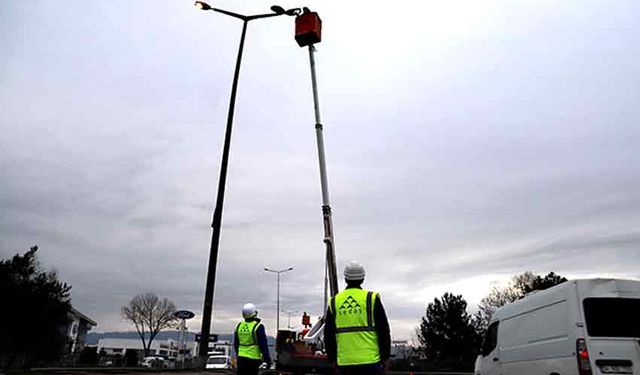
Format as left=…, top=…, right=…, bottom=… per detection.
left=59, top=307, right=97, bottom=355
left=97, top=338, right=195, bottom=359
left=391, top=340, right=411, bottom=360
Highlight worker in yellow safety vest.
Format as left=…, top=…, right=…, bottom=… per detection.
left=324, top=261, right=391, bottom=375
left=233, top=303, right=271, bottom=375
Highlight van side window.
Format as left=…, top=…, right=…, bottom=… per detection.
left=481, top=321, right=499, bottom=356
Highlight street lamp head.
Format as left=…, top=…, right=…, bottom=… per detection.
left=287, top=267, right=294, bottom=271
left=271, top=5, right=301, bottom=16
left=264, top=267, right=270, bottom=271
left=194, top=1, right=212, bottom=11
left=270, top=5, right=286, bottom=15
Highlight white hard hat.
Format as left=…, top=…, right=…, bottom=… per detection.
left=344, top=260, right=366, bottom=281
left=242, top=303, right=258, bottom=319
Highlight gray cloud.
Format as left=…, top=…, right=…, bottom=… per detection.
left=1, top=0, right=639, bottom=339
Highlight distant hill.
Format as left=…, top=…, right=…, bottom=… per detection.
left=86, top=331, right=233, bottom=345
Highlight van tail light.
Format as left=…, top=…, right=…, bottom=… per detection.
left=576, top=338, right=593, bottom=375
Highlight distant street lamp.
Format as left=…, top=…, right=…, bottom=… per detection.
left=194, top=1, right=300, bottom=362
left=264, top=267, right=294, bottom=333
left=282, top=309, right=299, bottom=329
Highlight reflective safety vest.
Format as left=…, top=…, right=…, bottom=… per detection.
left=329, top=288, right=381, bottom=366
left=236, top=320, right=262, bottom=360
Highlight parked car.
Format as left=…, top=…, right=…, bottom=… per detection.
left=139, top=356, right=169, bottom=368
left=475, top=278, right=640, bottom=375
left=206, top=355, right=231, bottom=370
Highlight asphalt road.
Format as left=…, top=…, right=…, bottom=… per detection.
left=15, top=372, right=214, bottom=375
left=12, top=369, right=472, bottom=375
left=11, top=370, right=471, bottom=375
left=4, top=370, right=230, bottom=375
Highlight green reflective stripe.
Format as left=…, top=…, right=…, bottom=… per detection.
left=366, top=291, right=373, bottom=327
left=252, top=322, right=259, bottom=341
left=335, top=326, right=376, bottom=333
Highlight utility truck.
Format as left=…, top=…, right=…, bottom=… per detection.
left=475, top=278, right=640, bottom=375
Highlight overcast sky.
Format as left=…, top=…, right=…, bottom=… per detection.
left=1, top=0, right=639, bottom=340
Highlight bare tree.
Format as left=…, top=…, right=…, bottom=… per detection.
left=474, top=271, right=567, bottom=334
left=473, top=272, right=536, bottom=333
left=121, top=293, right=177, bottom=356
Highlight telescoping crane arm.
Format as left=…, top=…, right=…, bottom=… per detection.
left=294, top=8, right=339, bottom=305
left=322, top=204, right=339, bottom=299
left=305, top=39, right=339, bottom=309
left=295, top=9, right=338, bottom=346
left=309, top=43, right=339, bottom=302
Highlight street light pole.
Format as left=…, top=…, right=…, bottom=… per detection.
left=282, top=310, right=299, bottom=329
left=264, top=267, right=294, bottom=333
left=194, top=1, right=300, bottom=362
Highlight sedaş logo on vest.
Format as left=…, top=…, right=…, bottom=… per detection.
left=338, top=296, right=362, bottom=315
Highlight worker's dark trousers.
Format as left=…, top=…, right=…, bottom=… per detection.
left=338, top=362, right=385, bottom=375
left=236, top=356, right=262, bottom=375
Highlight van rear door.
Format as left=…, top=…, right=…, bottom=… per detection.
left=583, top=297, right=640, bottom=375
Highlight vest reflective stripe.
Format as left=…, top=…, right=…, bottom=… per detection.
left=236, top=320, right=262, bottom=360
left=335, top=326, right=376, bottom=333
left=330, top=289, right=381, bottom=366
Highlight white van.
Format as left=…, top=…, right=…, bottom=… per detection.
left=475, top=278, right=640, bottom=375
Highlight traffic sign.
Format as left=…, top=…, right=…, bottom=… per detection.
left=173, top=310, right=195, bottom=320
left=195, top=333, right=218, bottom=343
